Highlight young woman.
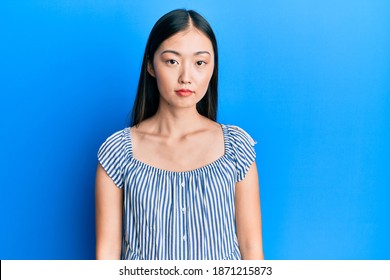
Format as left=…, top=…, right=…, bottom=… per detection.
left=95, top=9, right=263, bottom=260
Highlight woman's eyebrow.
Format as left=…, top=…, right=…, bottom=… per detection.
left=195, top=51, right=211, bottom=56
left=160, top=50, right=211, bottom=56
left=160, top=50, right=180, bottom=56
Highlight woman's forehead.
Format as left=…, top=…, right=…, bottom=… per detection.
left=157, top=28, right=214, bottom=56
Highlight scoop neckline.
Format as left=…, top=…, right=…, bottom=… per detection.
left=123, top=124, right=229, bottom=175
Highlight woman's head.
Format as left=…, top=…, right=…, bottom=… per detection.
left=131, top=9, right=218, bottom=126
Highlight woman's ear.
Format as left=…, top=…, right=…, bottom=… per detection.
left=147, top=61, right=156, bottom=77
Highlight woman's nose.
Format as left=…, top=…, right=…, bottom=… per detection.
left=179, top=64, right=191, bottom=84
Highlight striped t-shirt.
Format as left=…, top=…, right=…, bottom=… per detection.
left=97, top=124, right=256, bottom=260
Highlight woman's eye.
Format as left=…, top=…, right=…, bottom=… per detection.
left=196, top=61, right=206, bottom=66
left=166, top=59, right=178, bottom=65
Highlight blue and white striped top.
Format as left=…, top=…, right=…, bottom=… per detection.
left=97, top=124, right=256, bottom=260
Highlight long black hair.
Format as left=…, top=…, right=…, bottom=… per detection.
left=130, top=9, right=219, bottom=126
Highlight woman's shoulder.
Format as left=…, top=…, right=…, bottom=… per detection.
left=104, top=127, right=130, bottom=140
left=221, top=124, right=257, bottom=182
left=98, top=127, right=132, bottom=157
left=222, top=124, right=257, bottom=146
left=97, top=127, right=131, bottom=188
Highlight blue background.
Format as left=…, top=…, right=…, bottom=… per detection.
left=1, top=0, right=389, bottom=259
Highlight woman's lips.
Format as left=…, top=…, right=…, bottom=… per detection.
left=175, top=89, right=194, bottom=97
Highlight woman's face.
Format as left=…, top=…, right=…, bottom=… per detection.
left=148, top=27, right=215, bottom=110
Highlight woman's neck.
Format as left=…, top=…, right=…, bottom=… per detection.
left=145, top=106, right=208, bottom=137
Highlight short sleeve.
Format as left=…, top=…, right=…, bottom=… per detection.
left=97, top=129, right=127, bottom=188
left=225, top=125, right=257, bottom=182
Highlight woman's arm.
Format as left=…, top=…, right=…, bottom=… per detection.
left=235, top=162, right=264, bottom=260
left=95, top=164, right=123, bottom=259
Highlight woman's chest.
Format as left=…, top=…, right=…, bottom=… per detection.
left=133, top=134, right=225, bottom=172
